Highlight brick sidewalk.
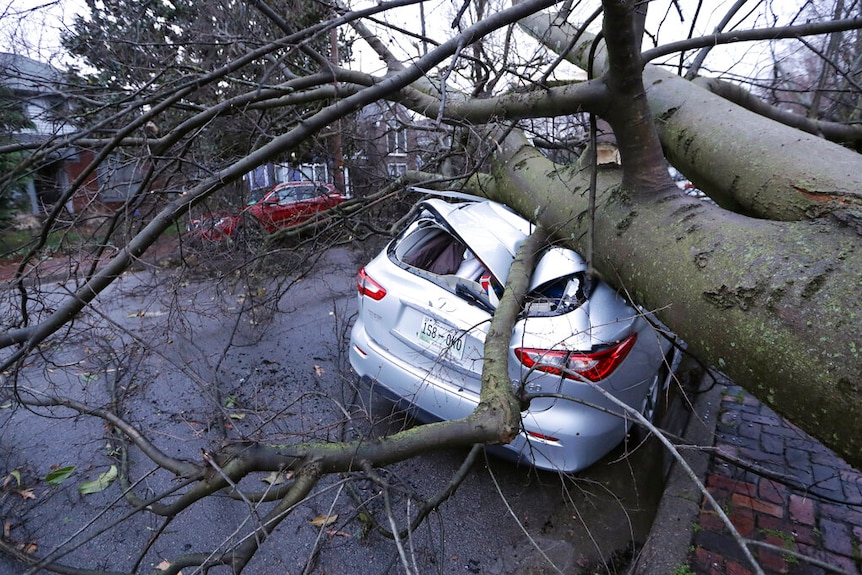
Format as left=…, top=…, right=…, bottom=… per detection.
left=690, top=384, right=862, bottom=574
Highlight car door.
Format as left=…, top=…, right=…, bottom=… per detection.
left=293, top=184, right=329, bottom=221
left=272, top=185, right=304, bottom=226
left=254, top=184, right=306, bottom=229
left=269, top=184, right=329, bottom=227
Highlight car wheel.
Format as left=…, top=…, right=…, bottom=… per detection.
left=630, top=371, right=663, bottom=442
left=640, top=372, right=661, bottom=424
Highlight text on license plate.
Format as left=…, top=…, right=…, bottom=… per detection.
left=418, top=316, right=465, bottom=360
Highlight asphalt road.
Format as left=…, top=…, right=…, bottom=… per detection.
left=0, top=243, right=677, bottom=575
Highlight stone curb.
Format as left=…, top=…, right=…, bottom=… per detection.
left=633, top=378, right=724, bottom=574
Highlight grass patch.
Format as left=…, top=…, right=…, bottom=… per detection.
left=759, top=527, right=798, bottom=565
left=0, top=228, right=35, bottom=259
left=0, top=226, right=106, bottom=263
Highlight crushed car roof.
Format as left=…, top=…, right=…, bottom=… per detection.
left=417, top=198, right=586, bottom=287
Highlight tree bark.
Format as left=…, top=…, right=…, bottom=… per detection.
left=644, top=65, right=862, bottom=227
left=503, top=10, right=862, bottom=466
left=480, top=127, right=862, bottom=469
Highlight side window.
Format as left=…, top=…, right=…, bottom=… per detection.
left=387, top=120, right=406, bottom=154
left=395, top=222, right=500, bottom=308
left=277, top=188, right=298, bottom=203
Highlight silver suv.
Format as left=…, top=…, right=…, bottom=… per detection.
left=349, top=198, right=678, bottom=472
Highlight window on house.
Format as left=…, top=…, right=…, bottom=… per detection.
left=387, top=121, right=406, bottom=154
left=286, top=163, right=329, bottom=183
left=388, top=163, right=407, bottom=177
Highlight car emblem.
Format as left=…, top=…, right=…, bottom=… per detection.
left=430, top=297, right=456, bottom=313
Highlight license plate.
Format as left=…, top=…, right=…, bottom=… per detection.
left=418, top=316, right=465, bottom=360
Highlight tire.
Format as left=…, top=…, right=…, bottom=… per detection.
left=640, top=372, right=661, bottom=425
left=631, top=369, right=665, bottom=442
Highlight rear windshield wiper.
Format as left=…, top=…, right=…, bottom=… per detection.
left=456, top=283, right=494, bottom=313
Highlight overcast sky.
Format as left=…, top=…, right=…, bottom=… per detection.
left=1, top=0, right=809, bottom=81
left=0, top=0, right=86, bottom=66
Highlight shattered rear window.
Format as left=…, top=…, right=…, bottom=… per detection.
left=524, top=273, right=586, bottom=316
left=393, top=214, right=586, bottom=317
left=392, top=218, right=498, bottom=310
left=399, top=225, right=467, bottom=275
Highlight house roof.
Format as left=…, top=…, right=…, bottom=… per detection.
left=0, top=52, right=63, bottom=95
left=1, top=53, right=72, bottom=139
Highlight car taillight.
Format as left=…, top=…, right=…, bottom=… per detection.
left=357, top=267, right=386, bottom=301
left=514, top=333, right=637, bottom=382
left=525, top=430, right=560, bottom=442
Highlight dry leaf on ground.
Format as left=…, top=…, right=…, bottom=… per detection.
left=309, top=514, right=338, bottom=527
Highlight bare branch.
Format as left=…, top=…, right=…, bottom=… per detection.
left=642, top=17, right=862, bottom=66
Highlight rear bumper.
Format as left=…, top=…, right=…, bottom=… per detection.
left=349, top=319, right=630, bottom=473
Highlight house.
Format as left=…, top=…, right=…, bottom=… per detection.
left=0, top=52, right=103, bottom=216
left=347, top=101, right=424, bottom=196
left=243, top=102, right=428, bottom=199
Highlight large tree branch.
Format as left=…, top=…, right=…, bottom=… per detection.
left=394, top=78, right=609, bottom=123
left=482, top=128, right=862, bottom=470
left=600, top=0, right=672, bottom=194
left=518, top=9, right=862, bottom=223
left=640, top=17, right=862, bottom=67
left=693, top=75, right=862, bottom=145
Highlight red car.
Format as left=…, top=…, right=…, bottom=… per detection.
left=187, top=182, right=345, bottom=241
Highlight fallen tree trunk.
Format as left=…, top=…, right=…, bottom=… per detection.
left=481, top=129, right=862, bottom=469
